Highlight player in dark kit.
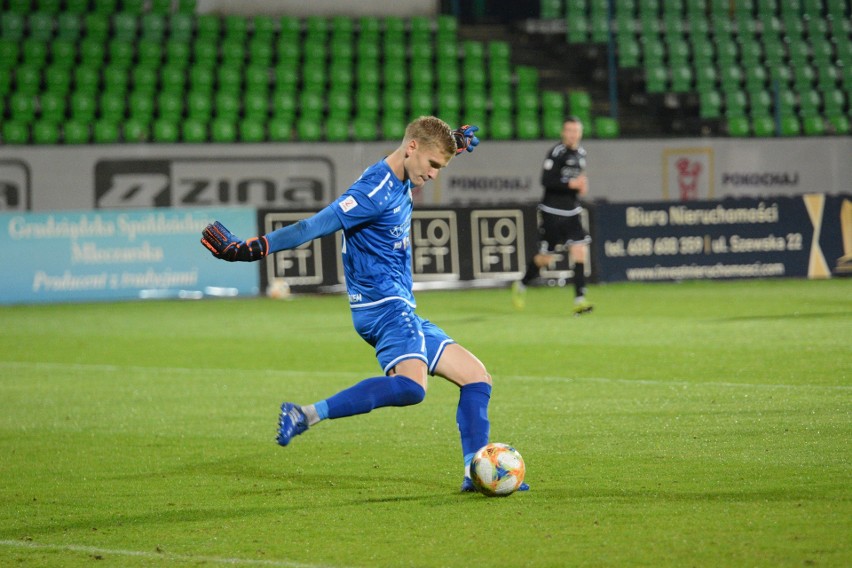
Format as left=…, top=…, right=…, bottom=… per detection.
left=513, top=116, right=592, bottom=315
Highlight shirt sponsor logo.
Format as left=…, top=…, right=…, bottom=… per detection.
left=339, top=195, right=358, bottom=212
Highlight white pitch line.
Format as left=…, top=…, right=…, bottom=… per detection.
left=1, top=361, right=849, bottom=391
left=0, top=539, right=346, bottom=568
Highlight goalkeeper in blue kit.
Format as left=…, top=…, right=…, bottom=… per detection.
left=201, top=116, right=526, bottom=492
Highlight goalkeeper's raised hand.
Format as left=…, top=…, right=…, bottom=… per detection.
left=452, top=124, right=480, bottom=154
left=201, top=221, right=268, bottom=262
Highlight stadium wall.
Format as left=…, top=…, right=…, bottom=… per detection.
left=1, top=138, right=850, bottom=213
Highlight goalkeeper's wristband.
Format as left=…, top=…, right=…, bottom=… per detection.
left=224, top=236, right=269, bottom=262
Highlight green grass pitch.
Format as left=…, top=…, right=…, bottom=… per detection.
left=0, top=278, right=849, bottom=567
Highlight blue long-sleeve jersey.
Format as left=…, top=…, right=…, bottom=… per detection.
left=265, top=159, right=415, bottom=309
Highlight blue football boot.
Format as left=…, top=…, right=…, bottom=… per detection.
left=276, top=402, right=308, bottom=446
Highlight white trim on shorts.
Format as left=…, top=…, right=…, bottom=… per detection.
left=383, top=353, right=428, bottom=374
left=428, top=338, right=455, bottom=374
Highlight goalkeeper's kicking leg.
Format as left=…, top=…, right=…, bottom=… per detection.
left=276, top=358, right=428, bottom=447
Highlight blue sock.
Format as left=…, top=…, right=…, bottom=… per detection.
left=457, top=382, right=491, bottom=468
left=323, top=375, right=425, bottom=419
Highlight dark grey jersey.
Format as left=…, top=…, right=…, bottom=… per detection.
left=540, top=143, right=587, bottom=213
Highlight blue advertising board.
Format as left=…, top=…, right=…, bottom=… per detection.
left=593, top=194, right=852, bottom=282
left=0, top=208, right=258, bottom=304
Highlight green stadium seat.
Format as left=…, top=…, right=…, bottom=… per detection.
left=569, top=91, right=592, bottom=116
left=252, top=15, right=276, bottom=40
left=44, top=65, right=71, bottom=97
left=50, top=39, right=77, bottom=69
left=248, top=37, right=274, bottom=66
left=99, top=91, right=126, bottom=122
left=491, top=89, right=513, bottom=115
left=196, top=15, right=221, bottom=41
left=296, top=116, right=322, bottom=141
left=268, top=116, right=293, bottom=141
left=22, top=39, right=49, bottom=69
left=181, top=118, right=208, bottom=143
left=727, top=116, right=750, bottom=137
left=160, top=64, right=186, bottom=94
left=169, top=14, right=194, bottom=42
left=217, top=66, right=242, bottom=95
left=826, top=114, right=850, bottom=135
left=137, top=40, right=163, bottom=68
left=0, top=40, right=20, bottom=70
left=516, top=113, right=541, bottom=139
left=9, top=92, right=37, bottom=122
left=102, top=64, right=129, bottom=94
left=32, top=119, right=60, bottom=144
left=37, top=0, right=62, bottom=13
left=150, top=0, right=172, bottom=13
left=14, top=65, right=42, bottom=96
left=353, top=116, right=378, bottom=141
left=724, top=89, right=748, bottom=117
left=515, top=90, right=539, bottom=113
left=0, top=72, right=11, bottom=97
left=2, top=120, right=29, bottom=144
left=181, top=118, right=207, bottom=144
left=157, top=91, right=183, bottom=121
left=123, top=118, right=149, bottom=142
left=27, top=12, right=55, bottom=42
left=74, top=64, right=101, bottom=94
left=108, top=39, right=135, bottom=69
left=488, top=112, right=513, bottom=140
left=567, top=14, right=589, bottom=43
left=183, top=90, right=211, bottom=121
left=271, top=90, right=296, bottom=121
left=801, top=115, right=825, bottom=136
left=122, top=0, right=145, bottom=14
left=239, top=118, right=265, bottom=142
left=152, top=117, right=179, bottom=142
left=279, top=15, right=300, bottom=40
left=325, top=120, right=350, bottom=142
left=79, top=38, right=106, bottom=68
left=751, top=115, right=775, bottom=137
left=699, top=90, right=722, bottom=118
left=131, top=65, right=158, bottom=95
left=1, top=13, right=25, bottom=41
left=64, top=119, right=91, bottom=144
left=112, top=12, right=138, bottom=42
left=356, top=89, right=380, bottom=119
left=128, top=91, right=154, bottom=122
left=594, top=116, right=620, bottom=138
left=98, top=113, right=127, bottom=140
left=178, top=0, right=197, bottom=14
left=189, top=65, right=215, bottom=93
left=822, top=89, right=846, bottom=117
left=670, top=63, right=693, bottom=93
left=381, top=114, right=406, bottom=140
left=779, top=115, right=800, bottom=136
left=214, top=92, right=240, bottom=121
left=239, top=90, right=266, bottom=121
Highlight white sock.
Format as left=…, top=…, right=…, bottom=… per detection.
left=301, top=404, right=320, bottom=426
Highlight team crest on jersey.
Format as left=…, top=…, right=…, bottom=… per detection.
left=339, top=195, right=358, bottom=212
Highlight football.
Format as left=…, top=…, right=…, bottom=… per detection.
left=470, top=443, right=526, bottom=497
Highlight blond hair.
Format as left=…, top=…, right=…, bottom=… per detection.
left=404, top=116, right=457, bottom=158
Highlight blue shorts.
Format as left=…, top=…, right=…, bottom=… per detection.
left=350, top=299, right=454, bottom=375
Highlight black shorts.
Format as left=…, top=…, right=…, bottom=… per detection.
left=538, top=209, right=590, bottom=253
